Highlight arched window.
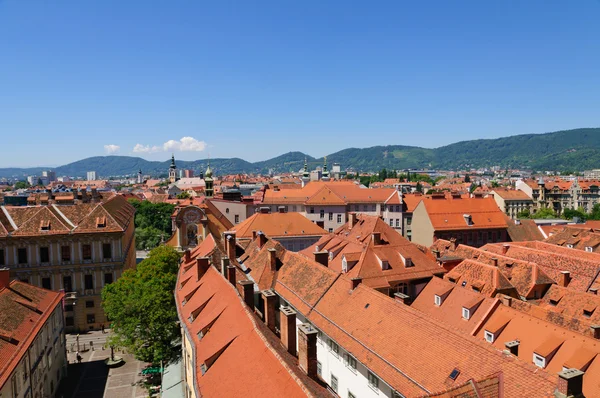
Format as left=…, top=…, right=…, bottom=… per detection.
left=226, top=208, right=230, bottom=214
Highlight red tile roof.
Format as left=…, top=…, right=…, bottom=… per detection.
left=418, top=196, right=508, bottom=231
left=230, top=212, right=327, bottom=240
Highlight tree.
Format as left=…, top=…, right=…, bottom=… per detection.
left=102, top=245, right=181, bottom=365
left=517, top=209, right=531, bottom=219
left=491, top=181, right=500, bottom=188
left=416, top=182, right=423, bottom=193
left=563, top=207, right=586, bottom=221
left=128, top=200, right=175, bottom=250
left=176, top=191, right=191, bottom=199
left=379, top=168, right=388, bottom=180
left=531, top=208, right=557, bottom=219
left=589, top=204, right=600, bottom=220
left=14, top=181, right=29, bottom=189
left=464, top=175, right=471, bottom=183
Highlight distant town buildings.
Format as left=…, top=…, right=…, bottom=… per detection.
left=86, top=171, right=97, bottom=181
left=517, top=178, right=600, bottom=214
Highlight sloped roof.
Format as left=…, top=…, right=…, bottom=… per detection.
left=231, top=212, right=327, bottom=239
left=0, top=281, right=63, bottom=389
left=444, top=260, right=517, bottom=298
left=491, top=188, right=532, bottom=200
left=419, top=197, right=508, bottom=231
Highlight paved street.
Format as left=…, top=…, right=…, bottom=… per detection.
left=57, top=330, right=153, bottom=398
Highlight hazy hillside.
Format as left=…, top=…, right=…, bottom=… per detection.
left=1, top=128, right=599, bottom=178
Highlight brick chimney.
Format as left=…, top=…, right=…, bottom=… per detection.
left=559, top=271, right=571, bottom=288
left=261, top=290, right=278, bottom=333
left=239, top=280, right=255, bottom=309
left=298, top=323, right=319, bottom=378
left=501, top=295, right=513, bottom=307
left=349, top=213, right=357, bottom=229
left=591, top=325, right=600, bottom=339
left=394, top=292, right=409, bottom=304
left=450, top=238, right=457, bottom=251
left=371, top=232, right=382, bottom=245
left=0, top=268, right=10, bottom=290
left=196, top=257, right=210, bottom=281
left=351, top=277, right=362, bottom=290
left=252, top=230, right=257, bottom=240
left=502, top=244, right=510, bottom=255
left=258, top=231, right=267, bottom=249
left=280, top=306, right=297, bottom=356
left=314, top=251, right=328, bottom=267
left=226, top=265, right=236, bottom=286
left=225, top=232, right=236, bottom=260
left=221, top=257, right=230, bottom=277
left=268, top=248, right=277, bottom=272
left=184, top=250, right=191, bottom=264
left=491, top=257, right=498, bottom=267
left=556, top=368, right=584, bottom=398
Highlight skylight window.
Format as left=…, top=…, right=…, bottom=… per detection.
left=449, top=368, right=460, bottom=380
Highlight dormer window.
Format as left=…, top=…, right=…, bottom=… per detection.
left=342, top=258, right=348, bottom=273
left=586, top=246, right=593, bottom=253
left=533, top=353, right=546, bottom=368
left=484, top=330, right=495, bottom=343
left=462, top=307, right=470, bottom=320
left=549, top=299, right=560, bottom=307
left=583, top=306, right=596, bottom=318
left=40, top=220, right=51, bottom=231
left=567, top=244, right=574, bottom=249
left=96, top=216, right=106, bottom=228
left=434, top=295, right=442, bottom=306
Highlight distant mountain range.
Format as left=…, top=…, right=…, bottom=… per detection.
left=1, top=128, right=599, bottom=179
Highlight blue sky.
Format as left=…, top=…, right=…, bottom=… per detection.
left=1, top=1, right=599, bottom=167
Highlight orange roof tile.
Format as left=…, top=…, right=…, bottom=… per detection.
left=230, top=212, right=327, bottom=239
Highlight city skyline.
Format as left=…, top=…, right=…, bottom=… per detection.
left=1, top=1, right=599, bottom=167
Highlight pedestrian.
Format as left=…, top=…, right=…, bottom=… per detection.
left=101, top=324, right=105, bottom=334
left=76, top=352, right=82, bottom=364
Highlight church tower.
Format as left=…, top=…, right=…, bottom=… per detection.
left=321, top=156, right=330, bottom=182
left=137, top=169, right=143, bottom=184
left=169, top=154, right=177, bottom=183
left=204, top=161, right=214, bottom=198
left=301, top=157, right=311, bottom=187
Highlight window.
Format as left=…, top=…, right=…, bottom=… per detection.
left=462, top=307, right=470, bottom=320
left=484, top=330, right=495, bottom=343
left=533, top=353, right=546, bottom=368
left=586, top=246, right=593, bottom=252
left=320, top=210, right=325, bottom=219
left=102, top=243, right=112, bottom=260
left=354, top=205, right=359, bottom=211
left=18, top=248, right=28, bottom=264
left=40, top=247, right=50, bottom=263
left=85, top=300, right=94, bottom=308
left=363, top=205, right=367, bottom=211
left=368, top=371, right=379, bottom=390
left=0, top=248, right=4, bottom=265
left=310, top=207, right=315, bottom=214
left=329, top=212, right=333, bottom=221
left=234, top=215, right=240, bottom=224
left=328, top=228, right=333, bottom=233
left=87, top=314, right=95, bottom=324
left=225, top=208, right=229, bottom=214
left=82, top=244, right=92, bottom=260
left=395, top=205, right=400, bottom=212
left=104, top=273, right=113, bottom=285
left=328, top=339, right=339, bottom=355
left=42, top=277, right=51, bottom=290
left=434, top=295, right=442, bottom=306
left=395, top=219, right=400, bottom=227
left=345, top=354, right=357, bottom=371
left=407, top=217, right=412, bottom=226
left=389, top=219, right=394, bottom=226
left=64, top=305, right=74, bottom=312
left=66, top=317, right=74, bottom=327
left=372, top=204, right=376, bottom=211
left=337, top=214, right=342, bottom=223
left=63, top=276, right=72, bottom=292
left=317, top=361, right=322, bottom=376
left=330, top=374, right=338, bottom=393
left=292, top=205, right=297, bottom=212
left=84, top=274, right=93, bottom=290
left=61, top=245, right=71, bottom=262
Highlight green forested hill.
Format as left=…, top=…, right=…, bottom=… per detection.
left=1, top=128, right=599, bottom=178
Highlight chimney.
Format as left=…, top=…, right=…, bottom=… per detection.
left=501, top=295, right=512, bottom=307
left=0, top=268, right=10, bottom=290
left=196, top=257, right=210, bottom=281
left=268, top=248, right=277, bottom=272
left=556, top=369, right=584, bottom=398
left=492, top=258, right=498, bottom=267
left=502, top=244, right=509, bottom=255
left=261, top=290, right=278, bottom=333
left=280, top=306, right=297, bottom=356
left=226, top=265, right=237, bottom=286
left=505, top=340, right=519, bottom=356
left=394, top=292, right=409, bottom=304
left=258, top=231, right=267, bottom=249
left=591, top=325, right=600, bottom=339
left=221, top=257, right=230, bottom=277
left=450, top=238, right=457, bottom=251
left=225, top=232, right=236, bottom=260
left=252, top=230, right=257, bottom=240
left=298, top=323, right=319, bottom=378
left=349, top=213, right=357, bottom=229
left=314, top=251, right=329, bottom=267
left=278, top=206, right=285, bottom=213
left=371, top=232, right=382, bottom=245
left=350, top=277, right=362, bottom=290
left=559, top=271, right=571, bottom=288
left=432, top=249, right=440, bottom=259
left=239, top=280, right=255, bottom=309
left=184, top=250, right=191, bottom=264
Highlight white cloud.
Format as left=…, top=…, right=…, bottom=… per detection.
left=133, top=137, right=208, bottom=154
left=104, top=144, right=120, bottom=154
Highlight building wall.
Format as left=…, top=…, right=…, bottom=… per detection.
left=3, top=223, right=135, bottom=332
left=0, top=304, right=67, bottom=398
left=382, top=203, right=403, bottom=234
left=410, top=202, right=435, bottom=247
left=209, top=200, right=251, bottom=226
left=182, top=330, right=197, bottom=398
left=303, top=205, right=348, bottom=232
